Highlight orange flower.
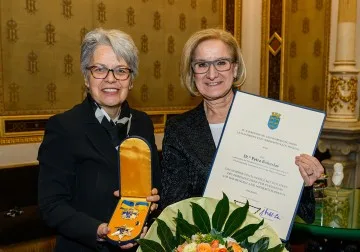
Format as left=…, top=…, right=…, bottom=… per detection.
left=210, top=240, right=219, bottom=248
left=197, top=243, right=212, bottom=252
left=230, top=243, right=243, bottom=252
left=214, top=248, right=227, bottom=252
left=176, top=243, right=186, bottom=252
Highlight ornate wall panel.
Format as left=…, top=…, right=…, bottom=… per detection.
left=260, top=0, right=330, bottom=110
left=0, top=0, right=242, bottom=144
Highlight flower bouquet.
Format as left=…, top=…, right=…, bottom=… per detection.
left=137, top=193, right=286, bottom=252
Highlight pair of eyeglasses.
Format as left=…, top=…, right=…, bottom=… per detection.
left=86, top=66, right=133, bottom=81
left=191, top=58, right=234, bottom=74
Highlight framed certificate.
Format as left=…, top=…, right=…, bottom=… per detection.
left=203, top=91, right=325, bottom=241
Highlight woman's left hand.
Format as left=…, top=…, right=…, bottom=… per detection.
left=295, top=154, right=324, bottom=186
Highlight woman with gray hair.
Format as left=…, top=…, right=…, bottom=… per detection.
left=38, top=28, right=160, bottom=251
left=161, top=28, right=324, bottom=224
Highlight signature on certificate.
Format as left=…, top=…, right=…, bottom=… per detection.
left=259, top=208, right=281, bottom=220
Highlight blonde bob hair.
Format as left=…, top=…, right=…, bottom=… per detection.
left=180, top=28, right=246, bottom=96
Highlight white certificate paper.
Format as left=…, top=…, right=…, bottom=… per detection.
left=203, top=91, right=325, bottom=241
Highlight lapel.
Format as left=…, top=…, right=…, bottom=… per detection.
left=186, top=102, right=217, bottom=168
left=79, top=97, right=118, bottom=168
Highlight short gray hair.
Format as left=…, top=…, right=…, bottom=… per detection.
left=80, top=28, right=139, bottom=82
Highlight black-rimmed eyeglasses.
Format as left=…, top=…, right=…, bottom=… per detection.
left=191, top=58, right=234, bottom=74
left=86, top=66, right=132, bottom=81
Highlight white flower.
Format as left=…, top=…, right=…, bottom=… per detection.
left=183, top=242, right=197, bottom=252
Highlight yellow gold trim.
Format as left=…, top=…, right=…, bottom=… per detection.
left=280, top=0, right=286, bottom=100
left=268, top=32, right=282, bottom=56
left=234, top=0, right=242, bottom=45
left=260, top=0, right=271, bottom=96
left=0, top=161, right=39, bottom=170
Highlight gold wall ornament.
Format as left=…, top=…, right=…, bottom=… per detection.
left=141, top=84, right=149, bottom=102
left=179, top=13, right=186, bottom=31
left=328, top=77, right=358, bottom=113
left=316, top=0, right=323, bottom=10
left=300, top=63, right=308, bottom=80
left=9, top=82, right=20, bottom=106
left=97, top=2, right=107, bottom=24
left=312, top=85, right=320, bottom=102
left=153, top=11, right=161, bottom=30
left=7, top=19, right=18, bottom=43
left=212, top=0, right=218, bottom=13
left=140, top=35, right=149, bottom=53
left=25, top=0, right=37, bottom=14
left=302, top=17, right=310, bottom=34
left=47, top=83, right=57, bottom=105
left=201, top=17, right=207, bottom=29
left=290, top=41, right=296, bottom=58
left=313, top=39, right=321, bottom=57
left=154, top=60, right=161, bottom=79
left=127, top=7, right=135, bottom=27
left=191, top=0, right=197, bottom=9
left=27, top=51, right=39, bottom=74
left=80, top=27, right=88, bottom=45
left=45, top=23, right=56, bottom=46
left=167, top=36, right=175, bottom=54
left=62, top=0, right=73, bottom=19
left=288, top=85, right=296, bottom=102
left=168, top=83, right=174, bottom=101
left=168, top=0, right=175, bottom=5
left=64, top=54, right=73, bottom=77
left=291, top=0, right=298, bottom=13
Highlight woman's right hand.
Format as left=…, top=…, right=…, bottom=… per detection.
left=97, top=223, right=110, bottom=241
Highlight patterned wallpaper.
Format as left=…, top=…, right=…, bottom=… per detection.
left=0, top=0, right=224, bottom=116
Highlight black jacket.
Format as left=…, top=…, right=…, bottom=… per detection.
left=161, top=101, right=315, bottom=223
left=38, top=96, right=160, bottom=251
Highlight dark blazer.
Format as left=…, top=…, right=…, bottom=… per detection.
left=38, top=96, right=160, bottom=252
left=161, top=101, right=315, bottom=223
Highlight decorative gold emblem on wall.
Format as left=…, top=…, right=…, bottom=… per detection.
left=153, top=11, right=161, bottom=30
left=9, top=82, right=20, bottom=107
left=27, top=51, right=39, bottom=74
left=302, top=17, right=310, bottom=34
left=268, top=32, right=282, bottom=56
left=167, top=36, right=175, bottom=54
left=64, top=54, right=73, bottom=77
left=168, top=83, right=174, bottom=101
left=25, top=0, right=37, bottom=14
left=141, top=35, right=149, bottom=53
left=141, top=84, right=149, bottom=102
left=191, top=0, right=197, bottom=9
left=7, top=19, right=18, bottom=43
left=47, top=83, right=57, bottom=105
left=168, top=0, right=175, bottom=5
left=313, top=39, right=321, bottom=57
left=312, top=85, right=320, bottom=102
left=316, top=0, right=323, bottom=10
left=97, top=2, right=106, bottom=24
left=127, top=7, right=135, bottom=27
left=154, top=60, right=161, bottom=79
left=62, top=0, right=73, bottom=19
left=201, top=17, right=207, bottom=29
left=288, top=85, right=296, bottom=102
left=80, top=27, right=88, bottom=44
left=300, top=63, right=308, bottom=80
left=45, top=23, right=56, bottom=46
left=212, top=0, right=218, bottom=13
left=290, top=41, right=296, bottom=58
left=291, top=0, right=298, bottom=13
left=328, top=77, right=358, bottom=112
left=179, top=13, right=186, bottom=31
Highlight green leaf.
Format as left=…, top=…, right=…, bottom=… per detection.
left=137, top=238, right=165, bottom=252
left=212, top=192, right=229, bottom=231
left=232, top=219, right=264, bottom=242
left=156, top=219, right=176, bottom=251
left=250, top=237, right=269, bottom=252
left=267, top=243, right=285, bottom=252
left=191, top=202, right=211, bottom=233
left=175, top=210, right=185, bottom=245
left=223, top=201, right=249, bottom=237
left=175, top=217, right=201, bottom=238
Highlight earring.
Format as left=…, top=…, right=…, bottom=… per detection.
left=129, top=82, right=133, bottom=90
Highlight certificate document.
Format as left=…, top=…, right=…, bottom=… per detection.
left=203, top=91, right=325, bottom=241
